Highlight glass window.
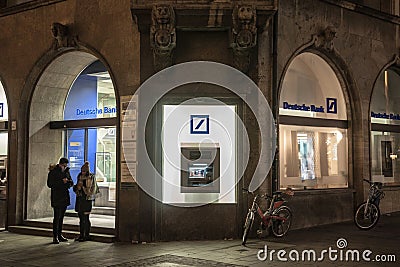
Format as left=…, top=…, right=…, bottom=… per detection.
left=280, top=52, right=347, bottom=120
left=279, top=53, right=348, bottom=190
left=64, top=61, right=116, bottom=121
left=63, top=61, right=117, bottom=212
left=0, top=82, right=7, bottom=122
left=65, top=127, right=116, bottom=211
left=95, top=128, right=117, bottom=183
left=0, top=132, right=7, bottom=155
left=371, top=131, right=400, bottom=184
left=280, top=125, right=348, bottom=189
left=371, top=67, right=400, bottom=185
left=370, top=69, right=400, bottom=125
left=0, top=82, right=7, bottom=191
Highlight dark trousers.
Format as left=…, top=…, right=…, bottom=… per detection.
left=78, top=212, right=91, bottom=238
left=52, top=206, right=67, bottom=238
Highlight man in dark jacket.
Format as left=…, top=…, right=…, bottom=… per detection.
left=47, top=157, right=73, bottom=244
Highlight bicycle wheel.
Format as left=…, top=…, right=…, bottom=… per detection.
left=242, top=212, right=254, bottom=245
left=354, top=202, right=380, bottom=230
left=271, top=206, right=292, bottom=237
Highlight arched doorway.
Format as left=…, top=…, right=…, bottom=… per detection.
left=26, top=51, right=117, bottom=232
left=279, top=52, right=349, bottom=190
left=0, top=80, right=9, bottom=229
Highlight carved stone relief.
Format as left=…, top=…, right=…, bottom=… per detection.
left=314, top=26, right=337, bottom=51
left=150, top=5, right=176, bottom=71
left=51, top=22, right=78, bottom=50
left=394, top=54, right=400, bottom=66
left=231, top=5, right=257, bottom=73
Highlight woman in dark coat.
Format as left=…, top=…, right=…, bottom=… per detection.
left=47, top=157, right=73, bottom=244
left=73, top=161, right=99, bottom=241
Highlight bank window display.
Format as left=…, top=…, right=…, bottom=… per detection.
left=279, top=53, right=348, bottom=190
left=370, top=68, right=400, bottom=185
left=63, top=61, right=117, bottom=218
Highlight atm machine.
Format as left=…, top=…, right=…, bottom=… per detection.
left=180, top=143, right=220, bottom=193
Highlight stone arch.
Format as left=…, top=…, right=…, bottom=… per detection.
left=368, top=56, right=400, bottom=191
left=277, top=45, right=359, bottom=191
left=276, top=37, right=374, bottom=204
left=23, top=49, right=119, bottom=221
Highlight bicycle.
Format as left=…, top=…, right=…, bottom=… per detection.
left=242, top=188, right=294, bottom=245
left=354, top=179, right=385, bottom=230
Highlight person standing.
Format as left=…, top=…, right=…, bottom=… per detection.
left=73, top=161, right=98, bottom=242
left=47, top=157, right=73, bottom=244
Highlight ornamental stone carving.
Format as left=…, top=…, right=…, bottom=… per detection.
left=314, top=26, right=337, bottom=51
left=394, top=54, right=400, bottom=66
left=150, top=5, right=176, bottom=71
left=231, top=5, right=257, bottom=73
left=51, top=22, right=78, bottom=50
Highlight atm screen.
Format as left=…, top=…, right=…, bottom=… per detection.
left=189, top=167, right=206, bottom=179
left=180, top=145, right=220, bottom=192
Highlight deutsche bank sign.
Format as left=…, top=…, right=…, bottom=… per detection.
left=326, top=98, right=338, bottom=114
left=0, top=103, right=3, bottom=118
left=76, top=106, right=116, bottom=116
left=190, top=115, right=210, bottom=134
left=282, top=98, right=338, bottom=114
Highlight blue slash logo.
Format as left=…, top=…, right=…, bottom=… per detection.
left=0, top=103, right=3, bottom=118
left=190, top=115, right=209, bottom=134
left=326, top=98, right=337, bottom=114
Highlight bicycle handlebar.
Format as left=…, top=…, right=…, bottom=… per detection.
left=242, top=188, right=256, bottom=194
left=363, top=179, right=384, bottom=188
left=242, top=188, right=294, bottom=198
left=242, top=189, right=269, bottom=200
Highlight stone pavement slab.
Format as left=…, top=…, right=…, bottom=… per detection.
left=0, top=212, right=399, bottom=266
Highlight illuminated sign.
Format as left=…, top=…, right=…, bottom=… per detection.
left=326, top=98, right=337, bottom=114
left=0, top=103, right=3, bottom=117
left=371, top=112, right=400, bottom=121
left=76, top=106, right=116, bottom=116
left=190, top=115, right=210, bottom=134
left=282, top=98, right=338, bottom=114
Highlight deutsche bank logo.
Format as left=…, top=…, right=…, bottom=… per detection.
left=190, top=115, right=209, bottom=134
left=0, top=103, right=3, bottom=118
left=326, top=98, right=337, bottom=114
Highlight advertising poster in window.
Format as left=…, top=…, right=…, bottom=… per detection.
left=121, top=95, right=137, bottom=184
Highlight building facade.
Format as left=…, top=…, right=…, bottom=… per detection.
left=0, top=0, right=400, bottom=242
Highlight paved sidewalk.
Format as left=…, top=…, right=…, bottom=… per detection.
left=0, top=213, right=399, bottom=266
